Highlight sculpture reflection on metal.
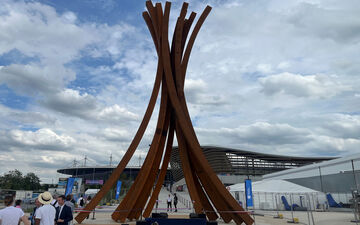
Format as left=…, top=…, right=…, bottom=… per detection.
left=75, top=1, right=254, bottom=225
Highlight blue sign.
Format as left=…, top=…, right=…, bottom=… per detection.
left=245, top=179, right=253, bottom=207
left=65, top=177, right=75, bottom=196
left=115, top=180, right=122, bottom=200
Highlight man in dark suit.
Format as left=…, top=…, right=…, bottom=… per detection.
left=55, top=195, right=73, bottom=225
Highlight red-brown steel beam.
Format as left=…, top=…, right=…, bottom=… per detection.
left=171, top=7, right=219, bottom=220
left=112, top=78, right=170, bottom=222
left=78, top=1, right=254, bottom=224
left=188, top=155, right=219, bottom=221
left=175, top=123, right=203, bottom=213
left=129, top=85, right=171, bottom=220
left=131, top=3, right=193, bottom=219
left=187, top=147, right=243, bottom=224
left=160, top=2, right=253, bottom=224
left=142, top=116, right=175, bottom=218
left=74, top=24, right=163, bottom=225
left=111, top=4, right=167, bottom=222
left=171, top=5, right=235, bottom=222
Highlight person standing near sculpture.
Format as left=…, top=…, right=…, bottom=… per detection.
left=173, top=193, right=178, bottom=212
left=30, top=199, right=42, bottom=225
left=65, top=195, right=74, bottom=214
left=51, top=194, right=59, bottom=208
left=0, top=195, right=30, bottom=225
left=167, top=194, right=172, bottom=212
left=35, top=192, right=56, bottom=225
left=55, top=195, right=73, bottom=225
left=65, top=195, right=75, bottom=225
left=15, top=200, right=22, bottom=209
left=77, top=195, right=85, bottom=208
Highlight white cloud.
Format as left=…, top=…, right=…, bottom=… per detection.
left=2, top=128, right=75, bottom=151
left=101, top=128, right=132, bottom=142
left=41, top=89, right=98, bottom=118
left=259, top=72, right=349, bottom=98
left=307, top=135, right=360, bottom=155
left=197, top=122, right=310, bottom=146
left=0, top=105, right=56, bottom=128
left=257, top=64, right=273, bottom=74
left=0, top=64, right=74, bottom=96
left=0, top=1, right=96, bottom=62
left=1, top=0, right=360, bottom=182
left=98, top=104, right=139, bottom=123
left=321, top=114, right=360, bottom=139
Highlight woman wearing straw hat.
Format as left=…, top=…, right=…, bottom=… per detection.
left=35, top=192, right=56, bottom=225
left=0, top=195, right=30, bottom=225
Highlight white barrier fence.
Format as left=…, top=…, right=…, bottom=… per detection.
left=231, top=191, right=353, bottom=211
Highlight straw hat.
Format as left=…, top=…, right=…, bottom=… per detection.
left=38, top=191, right=53, bottom=205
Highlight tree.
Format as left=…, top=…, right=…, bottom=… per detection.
left=0, top=170, right=41, bottom=191
left=24, top=172, right=41, bottom=190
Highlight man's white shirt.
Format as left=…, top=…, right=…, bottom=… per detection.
left=0, top=206, right=24, bottom=225
left=58, top=205, right=64, bottom=218
left=35, top=204, right=56, bottom=225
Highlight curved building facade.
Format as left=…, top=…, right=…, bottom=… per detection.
left=170, top=146, right=335, bottom=183
left=57, top=146, right=335, bottom=187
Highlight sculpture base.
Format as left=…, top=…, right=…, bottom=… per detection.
left=137, top=218, right=217, bottom=225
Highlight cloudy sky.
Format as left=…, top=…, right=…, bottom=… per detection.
left=0, top=0, right=359, bottom=183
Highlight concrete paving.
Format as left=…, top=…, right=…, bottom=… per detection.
left=74, top=204, right=358, bottom=225
left=22, top=188, right=358, bottom=225
left=72, top=210, right=358, bottom=225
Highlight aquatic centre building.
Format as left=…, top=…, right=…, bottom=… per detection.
left=57, top=146, right=333, bottom=186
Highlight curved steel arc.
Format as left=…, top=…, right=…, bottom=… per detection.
left=74, top=40, right=163, bottom=225
left=112, top=5, right=167, bottom=221
left=77, top=1, right=254, bottom=224
left=130, top=86, right=171, bottom=220
left=171, top=5, right=233, bottom=223
left=175, top=123, right=203, bottom=213
left=142, top=117, right=175, bottom=218
left=133, top=3, right=191, bottom=219
left=172, top=7, right=219, bottom=220
left=181, top=6, right=212, bottom=78
left=160, top=2, right=253, bottom=224
left=172, top=5, right=211, bottom=216
left=112, top=78, right=170, bottom=222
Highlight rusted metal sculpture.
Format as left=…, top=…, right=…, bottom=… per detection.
left=75, top=1, right=254, bottom=225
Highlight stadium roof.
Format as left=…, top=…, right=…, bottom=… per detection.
left=170, top=146, right=336, bottom=181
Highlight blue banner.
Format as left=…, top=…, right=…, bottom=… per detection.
left=115, top=180, right=122, bottom=200
left=245, top=179, right=253, bottom=207
left=65, top=177, right=75, bottom=196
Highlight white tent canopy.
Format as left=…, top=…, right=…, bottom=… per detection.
left=229, top=179, right=319, bottom=193
left=85, top=189, right=100, bottom=195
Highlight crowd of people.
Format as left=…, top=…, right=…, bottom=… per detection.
left=0, top=191, right=181, bottom=225
left=0, top=192, right=91, bottom=225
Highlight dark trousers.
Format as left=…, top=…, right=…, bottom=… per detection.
left=167, top=202, right=172, bottom=211
left=174, top=202, right=177, bottom=212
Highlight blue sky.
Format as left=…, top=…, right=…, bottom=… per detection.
left=0, top=0, right=360, bottom=183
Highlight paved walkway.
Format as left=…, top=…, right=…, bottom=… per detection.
left=73, top=210, right=357, bottom=225
left=47, top=188, right=359, bottom=224
left=154, top=188, right=191, bottom=214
